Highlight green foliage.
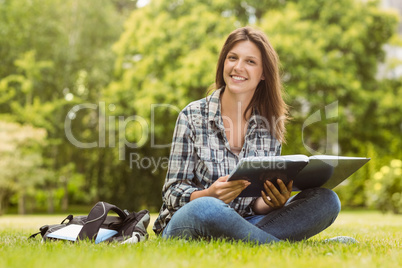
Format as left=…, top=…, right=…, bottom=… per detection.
left=0, top=0, right=400, bottom=212
left=258, top=0, right=399, bottom=156
left=0, top=0, right=131, bottom=213
left=365, top=159, right=402, bottom=214
left=0, top=121, right=49, bottom=215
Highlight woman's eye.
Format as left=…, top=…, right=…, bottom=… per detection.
left=228, top=56, right=236, bottom=60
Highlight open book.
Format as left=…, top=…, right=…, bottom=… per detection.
left=227, top=154, right=370, bottom=197
left=46, top=224, right=118, bottom=244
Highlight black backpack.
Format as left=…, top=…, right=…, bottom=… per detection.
left=29, top=201, right=150, bottom=244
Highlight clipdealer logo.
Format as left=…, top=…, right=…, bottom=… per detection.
left=302, top=101, right=339, bottom=166
left=64, top=102, right=180, bottom=160
left=64, top=101, right=340, bottom=168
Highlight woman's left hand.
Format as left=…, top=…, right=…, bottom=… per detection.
left=261, top=179, right=293, bottom=209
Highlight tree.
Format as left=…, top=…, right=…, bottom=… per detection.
left=256, top=0, right=397, bottom=154
left=0, top=121, right=48, bottom=214
left=0, top=0, right=131, bottom=212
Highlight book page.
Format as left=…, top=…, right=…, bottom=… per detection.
left=47, top=224, right=118, bottom=243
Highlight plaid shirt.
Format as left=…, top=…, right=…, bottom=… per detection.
left=153, top=88, right=281, bottom=235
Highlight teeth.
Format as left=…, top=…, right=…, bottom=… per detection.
left=232, top=76, right=246, bottom=81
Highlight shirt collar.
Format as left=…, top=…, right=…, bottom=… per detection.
left=207, top=88, right=262, bottom=131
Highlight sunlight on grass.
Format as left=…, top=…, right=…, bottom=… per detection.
left=0, top=210, right=401, bottom=268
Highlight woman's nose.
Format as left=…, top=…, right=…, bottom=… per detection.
left=234, top=60, right=244, bottom=72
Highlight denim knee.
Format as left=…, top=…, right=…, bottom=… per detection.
left=179, top=197, right=226, bottom=221
left=315, top=188, right=341, bottom=218
left=163, top=197, right=226, bottom=238
left=185, top=196, right=225, bottom=209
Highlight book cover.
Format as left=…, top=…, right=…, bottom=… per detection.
left=227, top=155, right=370, bottom=197
left=293, top=155, right=370, bottom=190
left=227, top=155, right=309, bottom=197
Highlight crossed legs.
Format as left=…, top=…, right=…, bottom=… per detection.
left=162, top=188, right=341, bottom=244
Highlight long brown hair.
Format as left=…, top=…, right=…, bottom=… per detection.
left=213, top=26, right=288, bottom=143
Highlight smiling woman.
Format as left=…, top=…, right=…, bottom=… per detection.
left=221, top=40, right=265, bottom=154
left=214, top=26, right=287, bottom=144
left=153, top=27, right=341, bottom=244
left=223, top=41, right=264, bottom=99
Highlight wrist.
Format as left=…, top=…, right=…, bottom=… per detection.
left=190, top=188, right=210, bottom=201
left=205, top=187, right=211, bottom=197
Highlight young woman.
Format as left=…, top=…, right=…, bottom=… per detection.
left=153, top=27, right=341, bottom=243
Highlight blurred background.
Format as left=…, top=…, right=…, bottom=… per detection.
left=0, top=0, right=401, bottom=215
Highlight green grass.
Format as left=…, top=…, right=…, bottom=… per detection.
left=0, top=210, right=401, bottom=268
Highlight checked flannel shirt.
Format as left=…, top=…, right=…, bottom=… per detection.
left=153, top=88, right=281, bottom=235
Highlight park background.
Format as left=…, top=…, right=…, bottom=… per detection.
left=0, top=0, right=401, bottom=217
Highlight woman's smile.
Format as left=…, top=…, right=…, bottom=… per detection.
left=231, top=75, right=247, bottom=81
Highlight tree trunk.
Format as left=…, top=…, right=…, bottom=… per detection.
left=62, top=181, right=68, bottom=212
left=0, top=192, right=5, bottom=215
left=47, top=190, right=54, bottom=214
left=18, top=192, right=26, bottom=215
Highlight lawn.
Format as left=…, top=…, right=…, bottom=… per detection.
left=0, top=210, right=401, bottom=268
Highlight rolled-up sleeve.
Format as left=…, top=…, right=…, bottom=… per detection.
left=162, top=111, right=202, bottom=213
left=275, top=143, right=282, bottom=156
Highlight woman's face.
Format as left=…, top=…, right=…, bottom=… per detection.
left=223, top=40, right=264, bottom=98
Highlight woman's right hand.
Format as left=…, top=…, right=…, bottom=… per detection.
left=206, top=175, right=250, bottom=204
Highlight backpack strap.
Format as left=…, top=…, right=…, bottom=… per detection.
left=28, top=231, right=42, bottom=239
left=28, top=224, right=52, bottom=239
left=78, top=201, right=126, bottom=242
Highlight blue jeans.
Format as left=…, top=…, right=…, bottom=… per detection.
left=162, top=188, right=341, bottom=244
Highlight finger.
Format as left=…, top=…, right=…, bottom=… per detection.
left=220, top=180, right=249, bottom=198
left=264, top=181, right=275, bottom=197
left=217, top=183, right=247, bottom=197
left=225, top=179, right=250, bottom=187
left=217, top=180, right=249, bottom=192
left=276, top=179, right=290, bottom=197
left=264, top=182, right=279, bottom=206
left=217, top=176, right=229, bottom=182
left=266, top=180, right=287, bottom=206
left=266, top=180, right=282, bottom=198
left=219, top=191, right=236, bottom=203
left=220, top=186, right=246, bottom=203
left=277, top=179, right=288, bottom=194
left=261, top=191, right=274, bottom=207
left=261, top=190, right=271, bottom=201
left=221, top=194, right=236, bottom=204
left=225, top=181, right=250, bottom=191
left=287, top=180, right=293, bottom=194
